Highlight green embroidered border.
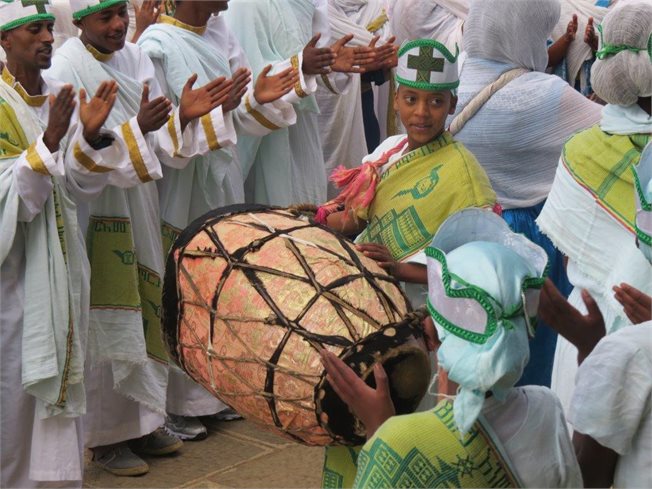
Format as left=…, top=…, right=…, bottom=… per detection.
left=72, top=0, right=126, bottom=20
left=0, top=13, right=54, bottom=32
left=632, top=165, right=652, bottom=211
left=425, top=246, right=545, bottom=344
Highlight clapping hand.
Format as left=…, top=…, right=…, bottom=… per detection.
left=80, top=80, right=118, bottom=143
left=319, top=348, right=395, bottom=438
left=565, top=13, right=578, bottom=42
left=363, top=36, right=398, bottom=72
left=44, top=85, right=76, bottom=153
left=302, top=33, right=335, bottom=75
left=613, top=283, right=651, bottom=324
left=330, top=34, right=376, bottom=74
left=254, top=65, right=299, bottom=104
left=179, top=74, right=233, bottom=129
left=538, top=279, right=605, bottom=364
left=131, top=0, right=161, bottom=42
left=137, top=83, right=172, bottom=134
left=584, top=17, right=599, bottom=52
left=222, top=67, right=251, bottom=113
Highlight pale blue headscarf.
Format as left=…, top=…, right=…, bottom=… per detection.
left=426, top=209, right=548, bottom=434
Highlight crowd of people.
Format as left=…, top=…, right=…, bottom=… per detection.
left=0, top=0, right=650, bottom=487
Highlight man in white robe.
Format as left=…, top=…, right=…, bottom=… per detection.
left=137, top=0, right=301, bottom=440
left=46, top=0, right=234, bottom=475
left=225, top=0, right=377, bottom=206
left=0, top=1, right=168, bottom=485
left=316, top=0, right=395, bottom=199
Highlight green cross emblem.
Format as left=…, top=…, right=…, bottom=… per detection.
left=21, top=0, right=50, bottom=14
left=407, top=46, right=445, bottom=83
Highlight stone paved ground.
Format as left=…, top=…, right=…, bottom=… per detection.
left=83, top=418, right=324, bottom=488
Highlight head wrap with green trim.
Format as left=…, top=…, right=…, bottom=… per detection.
left=591, top=2, right=652, bottom=106
left=633, top=142, right=652, bottom=264
left=396, top=38, right=459, bottom=91
left=425, top=208, right=548, bottom=434
left=0, top=0, right=55, bottom=32
left=70, top=0, right=126, bottom=21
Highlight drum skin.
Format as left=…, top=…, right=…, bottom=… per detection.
left=162, top=205, right=430, bottom=446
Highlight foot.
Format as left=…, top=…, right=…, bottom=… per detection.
left=165, top=414, right=208, bottom=441
left=129, top=428, right=184, bottom=456
left=91, top=443, right=149, bottom=476
left=212, top=407, right=243, bottom=421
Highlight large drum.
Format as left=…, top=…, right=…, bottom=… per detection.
left=162, top=205, right=430, bottom=446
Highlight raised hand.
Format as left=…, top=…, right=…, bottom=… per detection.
left=363, top=36, right=398, bottom=72
left=179, top=74, right=234, bottom=128
left=302, top=33, right=335, bottom=75
left=319, top=349, right=395, bottom=438
left=137, top=83, right=172, bottom=134
left=538, top=279, right=605, bottom=364
left=613, top=283, right=652, bottom=324
left=565, top=13, right=578, bottom=42
left=131, top=0, right=161, bottom=43
left=584, top=16, right=599, bottom=52
left=331, top=34, right=376, bottom=74
left=222, top=67, right=251, bottom=113
left=44, top=85, right=76, bottom=153
left=254, top=65, right=299, bottom=104
left=80, top=80, right=118, bottom=143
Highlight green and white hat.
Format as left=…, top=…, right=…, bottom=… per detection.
left=0, top=0, right=55, bottom=32
left=633, top=142, right=652, bottom=263
left=396, top=38, right=459, bottom=91
left=70, top=0, right=126, bottom=20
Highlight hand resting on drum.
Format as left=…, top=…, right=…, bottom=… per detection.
left=319, top=317, right=440, bottom=439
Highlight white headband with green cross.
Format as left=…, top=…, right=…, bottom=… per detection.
left=70, top=0, right=126, bottom=20
left=0, top=0, right=55, bottom=32
left=396, top=39, right=459, bottom=92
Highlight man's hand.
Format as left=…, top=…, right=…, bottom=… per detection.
left=137, top=83, right=172, bottom=134
left=538, top=279, right=605, bottom=364
left=222, top=67, right=251, bottom=113
left=44, top=85, right=76, bottom=153
left=80, top=80, right=118, bottom=143
left=362, top=36, right=398, bottom=72
left=131, top=0, right=160, bottom=43
left=302, top=33, right=335, bottom=75
left=356, top=243, right=398, bottom=275
left=330, top=34, right=376, bottom=74
left=584, top=16, right=599, bottom=52
left=320, top=349, right=395, bottom=438
left=613, top=283, right=652, bottom=324
left=254, top=65, right=299, bottom=105
left=179, top=74, right=233, bottom=129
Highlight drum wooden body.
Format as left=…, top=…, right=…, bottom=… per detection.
left=163, top=205, right=430, bottom=446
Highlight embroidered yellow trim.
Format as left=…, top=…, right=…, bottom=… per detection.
left=73, top=142, right=112, bottom=173
left=321, top=74, right=337, bottom=94
left=2, top=67, right=48, bottom=107
left=159, top=14, right=207, bottom=35
left=26, top=142, right=50, bottom=175
left=244, top=94, right=280, bottom=131
left=200, top=114, right=221, bottom=151
left=121, top=121, right=153, bottom=182
left=291, top=55, right=308, bottom=98
left=85, top=43, right=114, bottom=62
left=366, top=9, right=388, bottom=33
left=166, top=115, right=180, bottom=156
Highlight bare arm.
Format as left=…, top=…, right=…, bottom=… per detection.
left=573, top=432, right=618, bottom=488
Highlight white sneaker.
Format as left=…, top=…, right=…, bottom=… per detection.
left=165, top=415, right=208, bottom=441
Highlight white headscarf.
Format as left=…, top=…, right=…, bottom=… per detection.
left=464, top=0, right=560, bottom=73
left=389, top=0, right=469, bottom=51
left=591, top=1, right=652, bottom=107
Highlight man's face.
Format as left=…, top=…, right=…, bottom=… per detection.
left=206, top=0, right=229, bottom=14
left=394, top=85, right=457, bottom=149
left=76, top=2, right=129, bottom=53
left=0, top=20, right=55, bottom=70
